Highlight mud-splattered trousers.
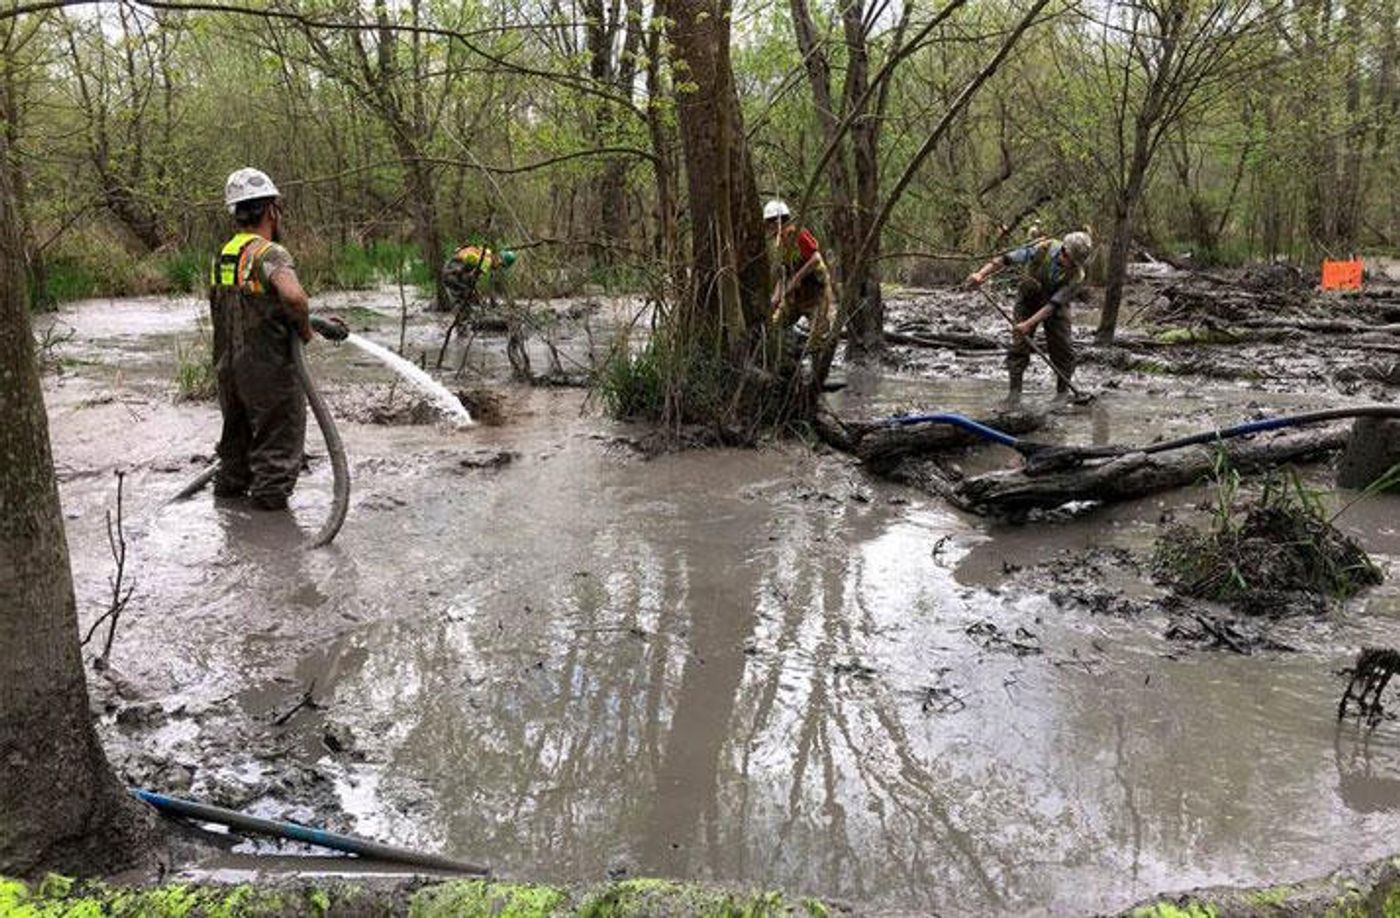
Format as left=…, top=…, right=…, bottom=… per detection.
left=1006, top=277, right=1075, bottom=390
left=1003, top=240, right=1082, bottom=391
left=772, top=268, right=838, bottom=375
left=209, top=235, right=306, bottom=503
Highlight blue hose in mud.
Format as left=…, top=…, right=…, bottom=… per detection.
left=884, top=412, right=1024, bottom=448
left=130, top=788, right=486, bottom=874
left=883, top=405, right=1400, bottom=465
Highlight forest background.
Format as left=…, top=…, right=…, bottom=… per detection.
left=2, top=0, right=1397, bottom=341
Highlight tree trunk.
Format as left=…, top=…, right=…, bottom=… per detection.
left=403, top=155, right=446, bottom=311
left=1097, top=142, right=1147, bottom=344
left=0, top=123, right=153, bottom=878
left=660, top=0, right=769, bottom=342
left=841, top=0, right=885, bottom=362
left=644, top=27, right=681, bottom=295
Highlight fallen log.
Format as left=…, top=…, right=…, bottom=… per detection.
left=1077, top=345, right=1274, bottom=381
left=1232, top=317, right=1400, bottom=336
left=950, top=425, right=1349, bottom=515
left=815, top=406, right=1045, bottom=466
left=885, top=329, right=1002, bottom=351
left=855, top=410, right=1044, bottom=466
left=1114, top=326, right=1298, bottom=348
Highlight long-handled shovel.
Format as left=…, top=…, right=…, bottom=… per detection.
left=970, top=284, right=1095, bottom=404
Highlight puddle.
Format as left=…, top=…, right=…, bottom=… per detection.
left=45, top=288, right=1400, bottom=915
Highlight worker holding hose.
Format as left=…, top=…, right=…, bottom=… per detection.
left=210, top=168, right=344, bottom=511
left=966, top=231, right=1093, bottom=401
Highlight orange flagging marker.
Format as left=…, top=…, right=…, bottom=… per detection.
left=1321, top=259, right=1363, bottom=291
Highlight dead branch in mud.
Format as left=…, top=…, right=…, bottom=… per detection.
left=949, top=425, right=1349, bottom=515
left=271, top=680, right=322, bottom=726
left=81, top=470, right=135, bottom=669
left=1339, top=647, right=1400, bottom=725
left=1229, top=317, right=1400, bottom=336
left=815, top=406, right=1045, bottom=466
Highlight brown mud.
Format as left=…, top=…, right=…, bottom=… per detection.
left=35, top=276, right=1400, bottom=915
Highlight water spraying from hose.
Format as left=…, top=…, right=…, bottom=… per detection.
left=344, top=332, right=474, bottom=427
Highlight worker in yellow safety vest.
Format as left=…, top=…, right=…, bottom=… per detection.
left=208, top=168, right=331, bottom=510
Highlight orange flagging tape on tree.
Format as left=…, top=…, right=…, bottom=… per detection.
left=1321, top=259, right=1363, bottom=291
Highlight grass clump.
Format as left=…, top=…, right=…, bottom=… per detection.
left=1154, top=457, right=1383, bottom=615
left=34, top=256, right=105, bottom=307
left=159, top=248, right=208, bottom=293
left=173, top=328, right=217, bottom=402
left=594, top=330, right=740, bottom=429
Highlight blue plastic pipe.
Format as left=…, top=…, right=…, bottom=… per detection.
left=131, top=788, right=487, bottom=874
left=884, top=412, right=1023, bottom=448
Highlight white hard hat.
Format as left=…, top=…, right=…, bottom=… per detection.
left=763, top=199, right=791, bottom=222
left=1062, top=231, right=1093, bottom=264
left=224, top=167, right=280, bottom=213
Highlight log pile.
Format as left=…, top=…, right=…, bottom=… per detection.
left=949, top=426, right=1348, bottom=515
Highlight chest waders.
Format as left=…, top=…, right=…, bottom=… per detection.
left=171, top=236, right=350, bottom=548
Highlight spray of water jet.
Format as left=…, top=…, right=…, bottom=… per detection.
left=344, top=333, right=474, bottom=427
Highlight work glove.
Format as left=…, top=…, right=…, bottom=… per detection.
left=310, top=315, right=350, bottom=341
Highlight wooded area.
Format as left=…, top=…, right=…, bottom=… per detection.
left=2, top=0, right=1397, bottom=330
left=4, top=0, right=1400, bottom=892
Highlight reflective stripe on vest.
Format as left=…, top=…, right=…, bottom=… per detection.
left=211, top=232, right=272, bottom=293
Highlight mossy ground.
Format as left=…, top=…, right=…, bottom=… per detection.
left=0, top=876, right=834, bottom=918
left=1123, top=855, right=1400, bottom=917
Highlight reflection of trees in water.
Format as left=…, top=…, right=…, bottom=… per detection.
left=1334, top=725, right=1400, bottom=815
left=345, top=493, right=1014, bottom=908
left=717, top=513, right=1005, bottom=909
left=361, top=522, right=692, bottom=875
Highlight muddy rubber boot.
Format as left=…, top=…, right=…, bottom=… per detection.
left=1003, top=370, right=1024, bottom=406
left=1053, top=378, right=1072, bottom=404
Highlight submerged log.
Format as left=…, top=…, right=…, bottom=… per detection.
left=951, top=425, right=1349, bottom=514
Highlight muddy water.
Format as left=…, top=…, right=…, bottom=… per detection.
left=43, top=291, right=1400, bottom=915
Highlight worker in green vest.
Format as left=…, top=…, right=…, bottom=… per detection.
left=966, top=231, right=1093, bottom=400
left=209, top=168, right=331, bottom=510
left=442, top=243, right=516, bottom=316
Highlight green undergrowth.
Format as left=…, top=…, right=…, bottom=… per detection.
left=295, top=240, right=431, bottom=294
left=595, top=323, right=817, bottom=438
left=0, top=876, right=830, bottom=918
left=172, top=321, right=216, bottom=402
left=27, top=235, right=438, bottom=308
left=1131, top=904, right=1219, bottom=918
left=1123, top=855, right=1400, bottom=916
left=595, top=330, right=733, bottom=424
left=1153, top=326, right=1239, bottom=346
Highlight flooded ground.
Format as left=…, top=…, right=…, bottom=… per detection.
left=38, top=282, right=1400, bottom=915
